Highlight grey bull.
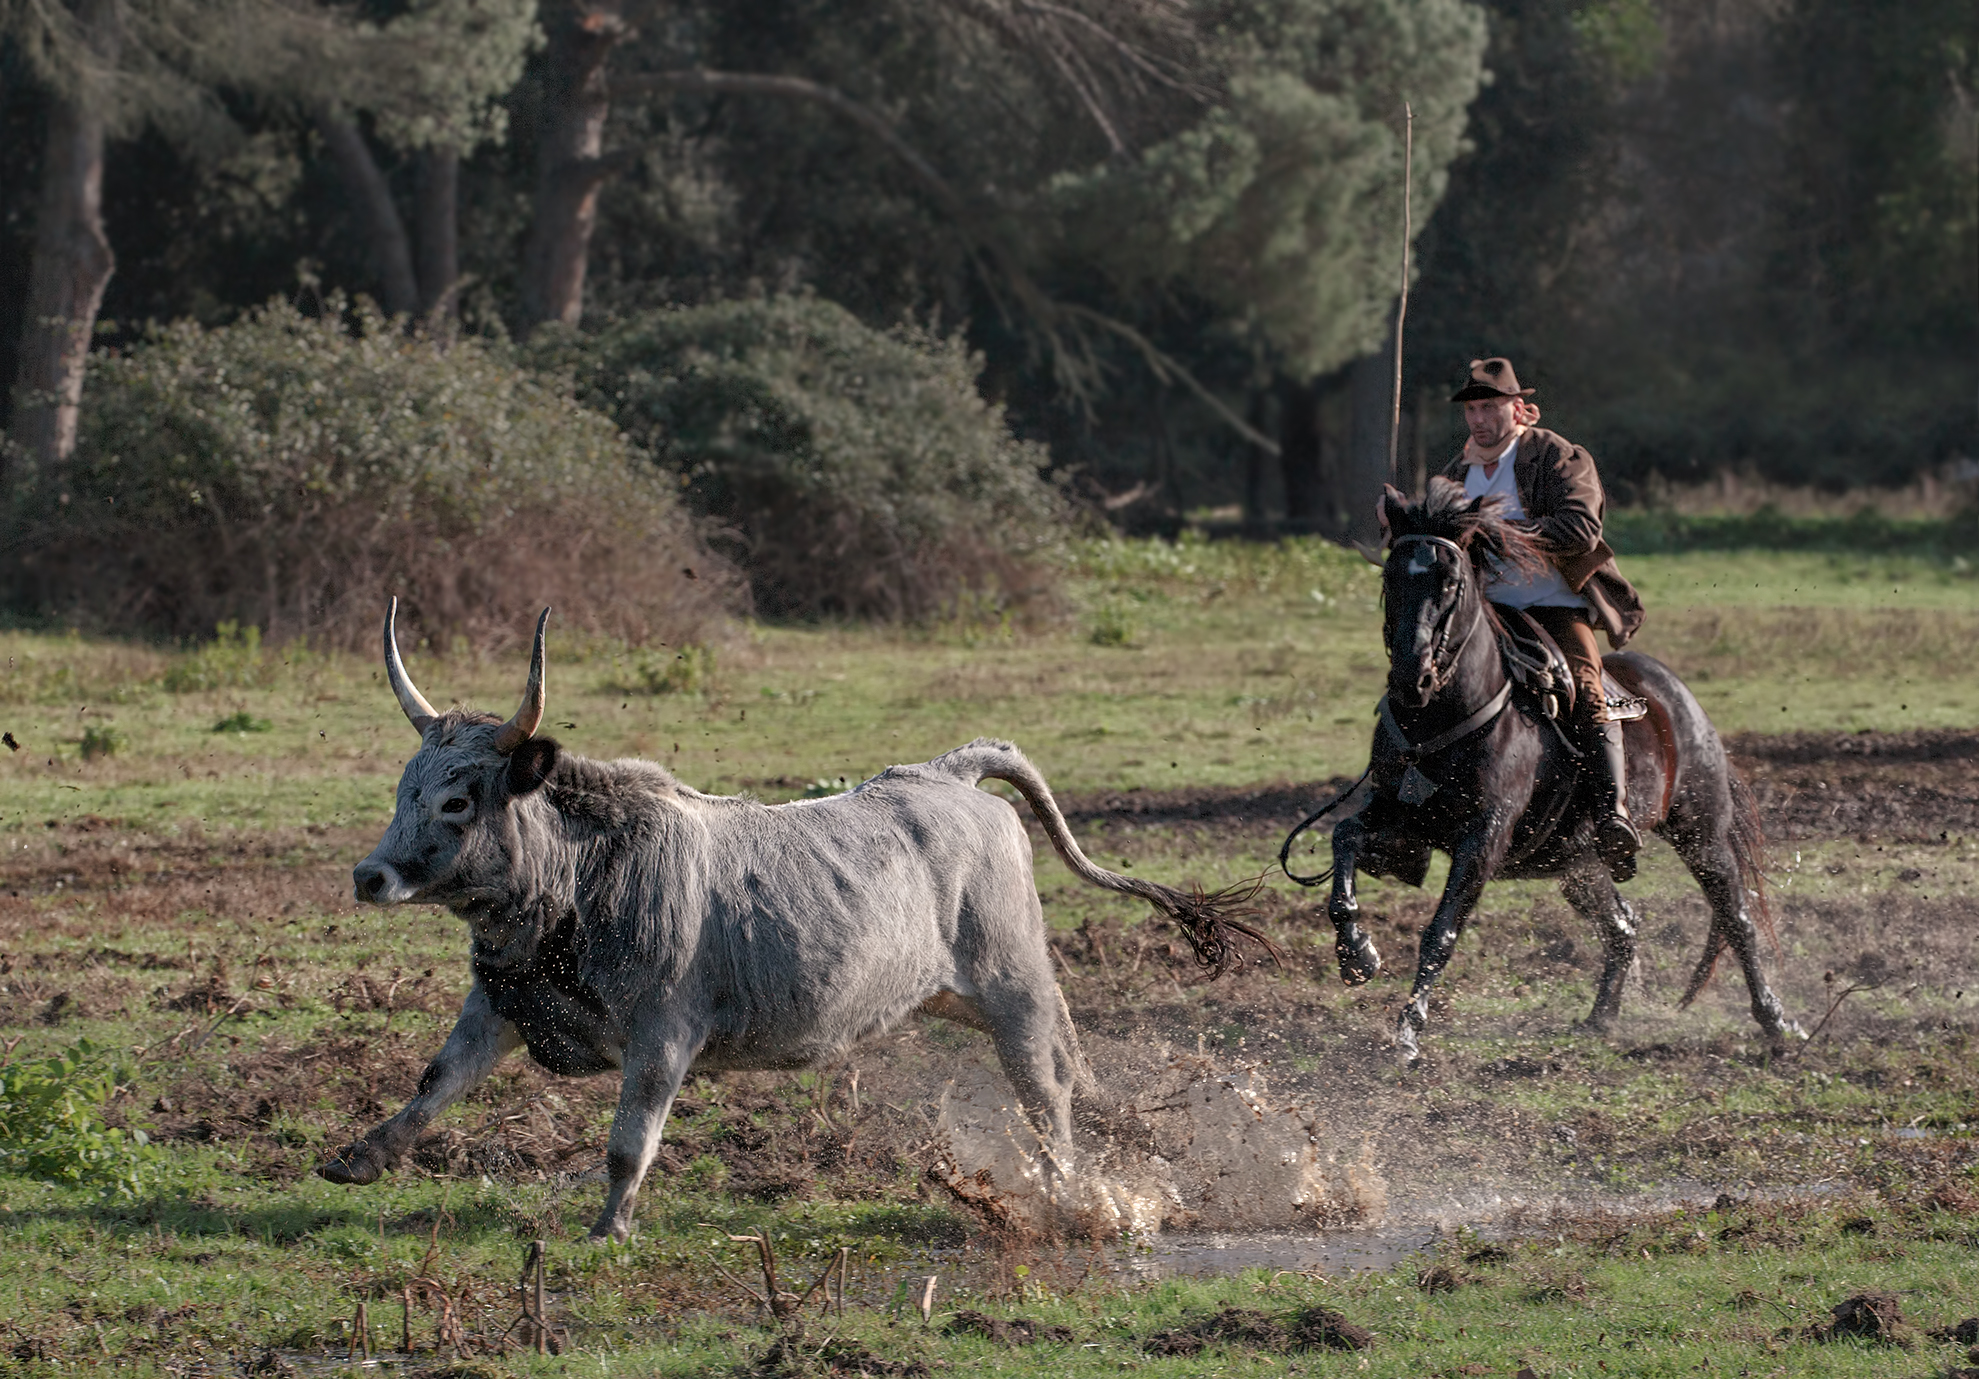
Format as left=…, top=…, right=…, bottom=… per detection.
left=319, top=603, right=1269, bottom=1241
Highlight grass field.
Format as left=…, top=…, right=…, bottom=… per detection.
left=0, top=535, right=1974, bottom=1376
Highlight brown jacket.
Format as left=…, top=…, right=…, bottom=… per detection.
left=1440, top=426, right=1645, bottom=648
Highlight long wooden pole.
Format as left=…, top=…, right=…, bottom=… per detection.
left=1387, top=100, right=1414, bottom=484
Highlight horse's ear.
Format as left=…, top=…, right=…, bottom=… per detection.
left=1379, top=484, right=1411, bottom=535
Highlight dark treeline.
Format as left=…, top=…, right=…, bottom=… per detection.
left=2, top=0, right=1974, bottom=557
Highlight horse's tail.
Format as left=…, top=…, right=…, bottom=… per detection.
left=1728, top=768, right=1776, bottom=949
left=935, top=738, right=1282, bottom=977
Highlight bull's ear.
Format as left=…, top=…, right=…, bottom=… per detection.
left=505, top=737, right=559, bottom=796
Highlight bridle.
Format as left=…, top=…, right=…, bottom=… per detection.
left=1386, top=533, right=1484, bottom=696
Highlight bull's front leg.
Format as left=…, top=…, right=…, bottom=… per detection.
left=590, top=1018, right=706, bottom=1243
left=318, top=983, right=521, bottom=1185
left=1328, top=815, right=1382, bottom=986
left=1394, top=840, right=1493, bottom=1063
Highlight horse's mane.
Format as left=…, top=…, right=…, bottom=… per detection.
left=1386, top=476, right=1547, bottom=576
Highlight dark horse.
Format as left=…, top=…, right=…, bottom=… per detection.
left=1300, top=480, right=1803, bottom=1060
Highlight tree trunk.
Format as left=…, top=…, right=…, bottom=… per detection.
left=1345, top=320, right=1400, bottom=544
left=415, top=146, right=460, bottom=325
left=519, top=2, right=630, bottom=331
left=315, top=112, right=419, bottom=318
left=1278, top=375, right=1322, bottom=533
left=1242, top=390, right=1273, bottom=536
left=8, top=0, right=120, bottom=479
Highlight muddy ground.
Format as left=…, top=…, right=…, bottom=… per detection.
left=0, top=729, right=1972, bottom=1243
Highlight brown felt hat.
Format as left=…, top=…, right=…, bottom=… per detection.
left=1450, top=357, right=1535, bottom=401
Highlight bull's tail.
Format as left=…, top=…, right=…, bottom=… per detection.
left=934, top=738, right=1280, bottom=977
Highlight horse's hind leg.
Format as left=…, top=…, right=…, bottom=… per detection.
left=1561, top=856, right=1639, bottom=1032
left=1676, top=838, right=1805, bottom=1043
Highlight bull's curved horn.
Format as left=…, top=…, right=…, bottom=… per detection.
left=383, top=597, right=437, bottom=733
left=492, top=608, right=550, bottom=755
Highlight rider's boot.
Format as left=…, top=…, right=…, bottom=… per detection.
left=1581, top=713, right=1640, bottom=883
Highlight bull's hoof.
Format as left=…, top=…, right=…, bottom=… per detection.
left=317, top=1142, right=387, bottom=1186
left=587, top=1217, right=633, bottom=1245
left=1335, top=933, right=1382, bottom=987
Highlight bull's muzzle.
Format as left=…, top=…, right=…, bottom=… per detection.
left=352, top=859, right=415, bottom=905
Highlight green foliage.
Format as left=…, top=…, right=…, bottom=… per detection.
left=211, top=710, right=273, bottom=733
left=1052, top=0, right=1488, bottom=379
left=538, top=297, right=1070, bottom=620
left=16, top=296, right=737, bottom=650
left=77, top=722, right=127, bottom=759
left=162, top=622, right=273, bottom=694
left=622, top=644, right=716, bottom=697
left=1086, top=602, right=1139, bottom=647
left=0, top=1039, right=157, bottom=1196
left=1571, top=0, right=1666, bottom=82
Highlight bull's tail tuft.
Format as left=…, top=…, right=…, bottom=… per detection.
left=935, top=738, right=1283, bottom=977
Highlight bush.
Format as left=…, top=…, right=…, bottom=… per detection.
left=78, top=723, right=126, bottom=759
left=160, top=621, right=277, bottom=693
left=0, top=1038, right=158, bottom=1196
left=534, top=297, right=1071, bottom=621
left=10, top=297, right=743, bottom=652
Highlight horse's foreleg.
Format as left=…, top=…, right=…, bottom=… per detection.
left=1562, top=857, right=1639, bottom=1032
left=1395, top=845, right=1492, bottom=1061
left=1327, top=816, right=1382, bottom=986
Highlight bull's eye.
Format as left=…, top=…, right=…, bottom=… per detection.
left=441, top=796, right=471, bottom=816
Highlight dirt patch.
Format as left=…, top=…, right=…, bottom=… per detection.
left=1812, top=1291, right=1908, bottom=1345
left=1727, top=728, right=1979, bottom=841
left=944, top=1310, right=1073, bottom=1346
left=746, top=1334, right=929, bottom=1377
left=1143, top=1305, right=1374, bottom=1356
left=1052, top=730, right=1979, bottom=847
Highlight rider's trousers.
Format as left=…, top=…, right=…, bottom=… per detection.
left=1517, top=604, right=1609, bottom=723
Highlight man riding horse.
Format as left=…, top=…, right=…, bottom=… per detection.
left=1408, top=357, right=1645, bottom=883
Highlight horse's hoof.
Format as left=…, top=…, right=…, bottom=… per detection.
left=1768, top=1019, right=1810, bottom=1045
left=1335, top=937, right=1382, bottom=987
left=317, top=1142, right=386, bottom=1186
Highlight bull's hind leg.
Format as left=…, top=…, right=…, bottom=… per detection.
left=1561, top=855, right=1640, bottom=1032
left=320, top=983, right=520, bottom=1186
left=976, top=975, right=1079, bottom=1176
left=591, top=1016, right=707, bottom=1243
left=1675, top=837, right=1805, bottom=1044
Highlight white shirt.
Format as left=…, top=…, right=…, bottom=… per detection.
left=1463, top=436, right=1586, bottom=610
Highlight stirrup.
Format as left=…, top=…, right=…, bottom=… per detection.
left=1597, top=813, right=1640, bottom=884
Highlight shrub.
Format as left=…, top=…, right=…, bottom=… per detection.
left=160, top=621, right=277, bottom=693
left=78, top=723, right=127, bottom=759
left=533, top=297, right=1071, bottom=621
left=212, top=710, right=272, bottom=733
left=11, top=297, right=743, bottom=652
left=0, top=1038, right=158, bottom=1196
left=627, top=643, right=715, bottom=696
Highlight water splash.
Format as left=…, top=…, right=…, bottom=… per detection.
left=931, top=1060, right=1386, bottom=1238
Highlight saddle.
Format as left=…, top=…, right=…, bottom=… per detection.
left=1495, top=608, right=1648, bottom=723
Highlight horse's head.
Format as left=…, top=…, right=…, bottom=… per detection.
left=1378, top=477, right=1543, bottom=709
